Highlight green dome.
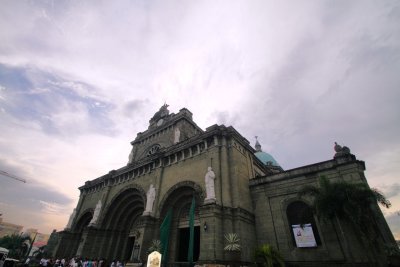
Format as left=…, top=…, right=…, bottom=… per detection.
left=255, top=151, right=280, bottom=166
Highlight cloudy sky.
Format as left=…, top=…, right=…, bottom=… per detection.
left=0, top=0, right=399, bottom=239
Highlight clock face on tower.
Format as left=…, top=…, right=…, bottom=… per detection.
left=156, top=119, right=164, bottom=126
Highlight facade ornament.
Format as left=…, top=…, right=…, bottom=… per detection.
left=128, top=146, right=138, bottom=164
left=174, top=127, right=181, bottom=144
left=128, top=148, right=134, bottom=164
left=65, top=208, right=76, bottom=230
left=143, top=184, right=156, bottom=215
left=204, top=167, right=216, bottom=203
left=149, top=104, right=170, bottom=126
left=89, top=200, right=102, bottom=226
left=334, top=142, right=351, bottom=158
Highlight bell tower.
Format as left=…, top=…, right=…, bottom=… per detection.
left=127, top=105, right=203, bottom=164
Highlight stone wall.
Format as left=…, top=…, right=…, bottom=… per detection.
left=56, top=125, right=259, bottom=263
left=250, top=156, right=396, bottom=266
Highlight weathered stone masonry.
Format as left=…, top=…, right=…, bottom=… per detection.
left=52, top=106, right=397, bottom=266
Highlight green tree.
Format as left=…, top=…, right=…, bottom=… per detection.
left=254, top=244, right=285, bottom=267
left=299, top=176, right=390, bottom=235
left=0, top=234, right=32, bottom=260
left=298, top=176, right=391, bottom=263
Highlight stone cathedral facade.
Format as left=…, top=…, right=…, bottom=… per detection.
left=53, top=105, right=397, bottom=266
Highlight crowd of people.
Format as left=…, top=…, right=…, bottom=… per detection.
left=34, top=258, right=126, bottom=267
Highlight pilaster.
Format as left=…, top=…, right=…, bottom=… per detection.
left=136, top=215, right=159, bottom=263
left=198, top=202, right=224, bottom=262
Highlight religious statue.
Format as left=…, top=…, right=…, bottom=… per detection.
left=128, top=145, right=138, bottom=164
left=334, top=142, right=351, bottom=158
left=128, top=149, right=134, bottom=163
left=144, top=184, right=156, bottom=214
left=65, top=208, right=76, bottom=229
left=150, top=103, right=170, bottom=126
left=174, top=127, right=181, bottom=144
left=89, top=199, right=102, bottom=226
left=205, top=167, right=216, bottom=202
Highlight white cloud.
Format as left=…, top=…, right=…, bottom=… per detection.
left=39, top=200, right=67, bottom=215
left=0, top=0, right=399, bottom=236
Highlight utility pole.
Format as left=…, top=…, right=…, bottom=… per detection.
left=0, top=170, right=27, bottom=183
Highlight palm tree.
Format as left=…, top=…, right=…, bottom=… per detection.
left=254, top=244, right=285, bottom=267
left=0, top=234, right=32, bottom=260
left=298, top=176, right=391, bottom=263
left=299, top=176, right=390, bottom=233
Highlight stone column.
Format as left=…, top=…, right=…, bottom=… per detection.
left=136, top=215, right=159, bottom=263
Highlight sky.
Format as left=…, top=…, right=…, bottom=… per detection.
left=0, top=0, right=399, bottom=239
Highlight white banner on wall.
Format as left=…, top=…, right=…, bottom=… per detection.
left=292, top=224, right=317, bottom=247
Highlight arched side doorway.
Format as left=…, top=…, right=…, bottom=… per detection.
left=286, top=201, right=321, bottom=248
left=74, top=212, right=93, bottom=232
left=72, top=211, right=93, bottom=257
left=101, top=188, right=145, bottom=261
left=159, top=182, right=203, bottom=264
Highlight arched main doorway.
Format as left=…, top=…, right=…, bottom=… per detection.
left=159, top=183, right=203, bottom=264
left=101, top=187, right=145, bottom=261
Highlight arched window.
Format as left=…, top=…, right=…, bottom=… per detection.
left=286, top=201, right=321, bottom=247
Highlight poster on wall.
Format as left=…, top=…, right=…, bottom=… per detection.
left=292, top=224, right=317, bottom=247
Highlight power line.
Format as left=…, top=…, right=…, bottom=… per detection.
left=0, top=170, right=27, bottom=183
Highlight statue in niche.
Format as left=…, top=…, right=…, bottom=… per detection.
left=89, top=200, right=102, bottom=225
left=128, top=149, right=134, bottom=164
left=174, top=127, right=181, bottom=144
left=128, top=145, right=137, bottom=164
left=65, top=208, right=76, bottom=229
left=205, top=167, right=216, bottom=201
left=144, top=184, right=156, bottom=214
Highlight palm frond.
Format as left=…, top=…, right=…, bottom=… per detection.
left=298, top=175, right=392, bottom=249
left=372, top=188, right=391, bottom=208
left=147, top=239, right=162, bottom=253
left=224, top=233, right=241, bottom=251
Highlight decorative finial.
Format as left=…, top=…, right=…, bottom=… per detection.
left=255, top=136, right=262, bottom=152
